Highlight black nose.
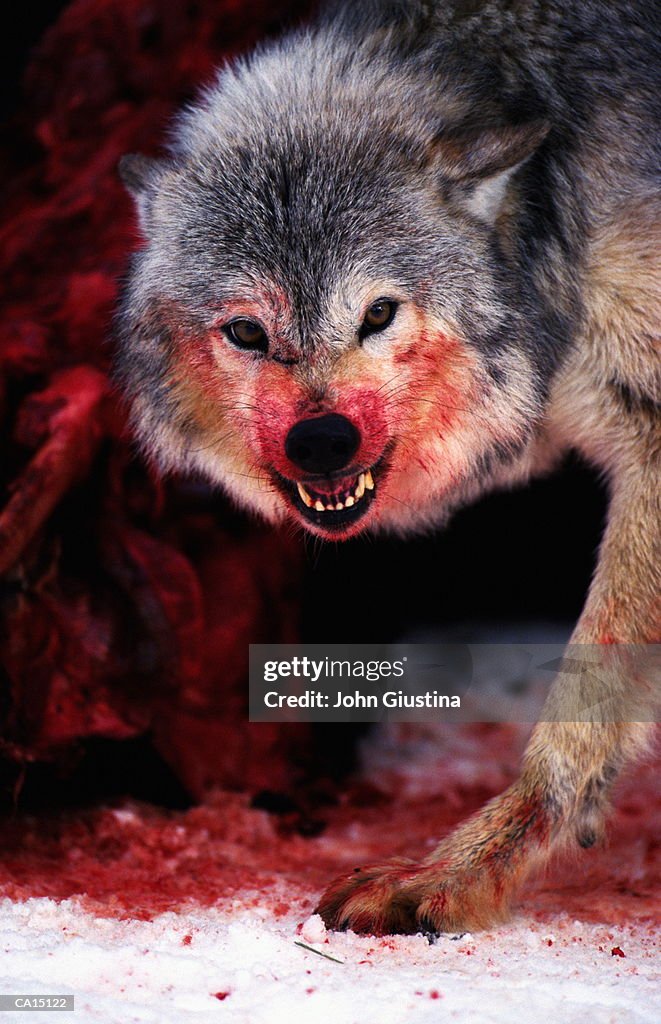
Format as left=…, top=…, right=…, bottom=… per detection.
left=285, top=414, right=360, bottom=475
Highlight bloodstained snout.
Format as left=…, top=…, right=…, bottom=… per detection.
left=284, top=413, right=361, bottom=475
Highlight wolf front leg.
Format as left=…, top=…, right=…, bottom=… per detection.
left=316, top=461, right=659, bottom=936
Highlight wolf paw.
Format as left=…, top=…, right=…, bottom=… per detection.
left=315, top=857, right=502, bottom=936
left=315, top=858, right=424, bottom=936
left=316, top=784, right=553, bottom=935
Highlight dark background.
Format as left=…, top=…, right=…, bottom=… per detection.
left=1, top=5, right=69, bottom=119
left=302, top=458, right=606, bottom=642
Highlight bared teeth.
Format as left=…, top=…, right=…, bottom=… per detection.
left=296, top=469, right=376, bottom=512
left=297, top=482, right=313, bottom=507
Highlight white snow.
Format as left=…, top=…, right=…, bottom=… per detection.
left=0, top=891, right=658, bottom=1023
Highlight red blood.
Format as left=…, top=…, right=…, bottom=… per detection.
left=182, top=934, right=192, bottom=946
left=213, top=992, right=230, bottom=1001
left=1, top=0, right=316, bottom=789
left=611, top=946, right=626, bottom=958
left=1, top=753, right=657, bottom=924
left=254, top=378, right=390, bottom=483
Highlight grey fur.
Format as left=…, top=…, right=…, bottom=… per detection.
left=115, top=0, right=660, bottom=937
left=115, top=0, right=659, bottom=524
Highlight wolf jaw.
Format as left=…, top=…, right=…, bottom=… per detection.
left=272, top=465, right=379, bottom=533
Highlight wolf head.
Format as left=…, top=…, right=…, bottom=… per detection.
left=116, top=27, right=554, bottom=539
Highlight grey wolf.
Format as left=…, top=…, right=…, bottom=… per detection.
left=116, top=0, right=660, bottom=935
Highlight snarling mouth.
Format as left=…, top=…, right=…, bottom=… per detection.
left=273, top=463, right=382, bottom=532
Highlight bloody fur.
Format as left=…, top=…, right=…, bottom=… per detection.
left=115, top=0, right=660, bottom=936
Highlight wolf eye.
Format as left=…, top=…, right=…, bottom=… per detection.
left=224, top=318, right=268, bottom=353
left=359, top=299, right=398, bottom=339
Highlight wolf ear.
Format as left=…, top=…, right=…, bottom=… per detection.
left=118, top=154, right=165, bottom=235
left=433, top=120, right=551, bottom=224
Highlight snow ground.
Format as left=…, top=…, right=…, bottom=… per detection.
left=0, top=714, right=658, bottom=1022
left=0, top=893, right=658, bottom=1024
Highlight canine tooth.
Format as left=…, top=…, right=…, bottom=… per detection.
left=325, top=504, right=334, bottom=511
left=345, top=495, right=354, bottom=507
left=365, top=470, right=375, bottom=490
left=335, top=502, right=344, bottom=510
left=297, top=482, right=313, bottom=507
left=355, top=474, right=365, bottom=499
left=314, top=500, right=325, bottom=512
